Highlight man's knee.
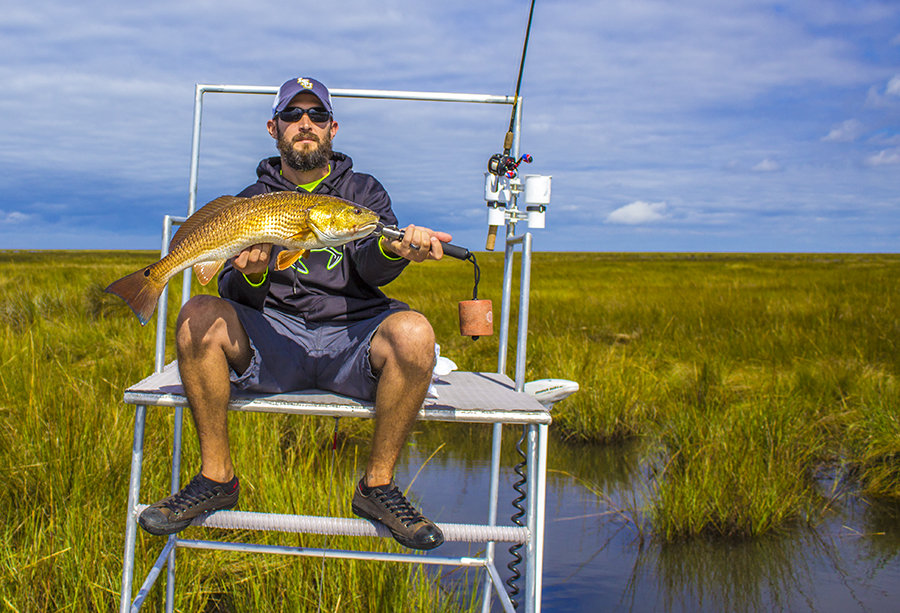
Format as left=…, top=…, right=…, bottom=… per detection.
left=176, top=295, right=234, bottom=354
left=376, top=311, right=435, bottom=373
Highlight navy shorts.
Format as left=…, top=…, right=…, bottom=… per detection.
left=227, top=300, right=398, bottom=401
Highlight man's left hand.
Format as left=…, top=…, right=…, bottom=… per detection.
left=383, top=225, right=453, bottom=262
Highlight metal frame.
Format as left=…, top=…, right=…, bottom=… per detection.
left=120, top=84, right=541, bottom=613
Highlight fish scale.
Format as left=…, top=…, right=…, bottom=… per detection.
left=106, top=191, right=380, bottom=325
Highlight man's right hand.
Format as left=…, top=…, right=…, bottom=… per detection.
left=232, top=243, right=273, bottom=283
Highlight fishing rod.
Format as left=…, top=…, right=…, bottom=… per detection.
left=487, top=0, right=537, bottom=179
left=485, top=0, right=540, bottom=251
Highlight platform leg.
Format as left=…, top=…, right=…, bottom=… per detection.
left=164, top=406, right=185, bottom=612
left=120, top=405, right=148, bottom=613
left=524, top=423, right=548, bottom=613
left=482, top=422, right=505, bottom=612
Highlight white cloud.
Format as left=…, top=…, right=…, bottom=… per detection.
left=866, top=75, right=900, bottom=107
left=606, top=201, right=668, bottom=225
left=868, top=134, right=900, bottom=146
left=0, top=211, right=31, bottom=225
left=752, top=159, right=782, bottom=172
left=887, top=75, right=900, bottom=97
left=822, top=119, right=864, bottom=142
left=865, top=149, right=900, bottom=166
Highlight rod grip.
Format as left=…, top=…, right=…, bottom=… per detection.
left=485, top=226, right=498, bottom=251
left=439, top=242, right=470, bottom=260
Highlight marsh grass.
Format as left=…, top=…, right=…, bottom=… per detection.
left=400, top=252, right=900, bottom=541
left=2, top=250, right=900, bottom=610
left=0, top=251, right=473, bottom=612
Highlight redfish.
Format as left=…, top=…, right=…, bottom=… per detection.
left=106, top=192, right=379, bottom=324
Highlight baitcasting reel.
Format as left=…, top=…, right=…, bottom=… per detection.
left=488, top=153, right=533, bottom=179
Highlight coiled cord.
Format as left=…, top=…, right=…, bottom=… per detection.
left=506, top=425, right=528, bottom=609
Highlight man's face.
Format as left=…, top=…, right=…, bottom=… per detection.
left=268, top=92, right=339, bottom=172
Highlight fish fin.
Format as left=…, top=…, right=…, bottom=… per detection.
left=193, top=260, right=225, bottom=286
left=170, top=196, right=246, bottom=250
left=275, top=249, right=307, bottom=271
left=287, top=228, right=316, bottom=241
left=105, top=267, right=165, bottom=326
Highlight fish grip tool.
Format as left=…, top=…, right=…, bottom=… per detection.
left=374, top=223, right=470, bottom=260
left=375, top=223, right=491, bottom=339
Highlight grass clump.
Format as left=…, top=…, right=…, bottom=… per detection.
left=649, top=363, right=824, bottom=540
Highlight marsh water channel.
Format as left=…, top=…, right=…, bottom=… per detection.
left=392, top=422, right=900, bottom=612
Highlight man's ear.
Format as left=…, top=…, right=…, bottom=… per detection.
left=267, top=118, right=278, bottom=139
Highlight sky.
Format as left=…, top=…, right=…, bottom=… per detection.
left=1, top=0, right=898, bottom=253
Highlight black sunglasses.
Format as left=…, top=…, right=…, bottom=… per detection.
left=277, top=106, right=332, bottom=123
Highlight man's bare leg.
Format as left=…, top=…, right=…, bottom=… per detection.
left=365, top=310, right=436, bottom=486
left=137, top=295, right=250, bottom=536
left=352, top=309, right=443, bottom=549
left=175, top=295, right=254, bottom=483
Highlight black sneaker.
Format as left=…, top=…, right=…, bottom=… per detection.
left=138, top=473, right=239, bottom=536
left=351, top=479, right=444, bottom=550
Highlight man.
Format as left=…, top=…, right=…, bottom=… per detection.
left=138, top=77, right=449, bottom=551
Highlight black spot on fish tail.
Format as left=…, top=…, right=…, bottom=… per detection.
left=105, top=267, right=165, bottom=326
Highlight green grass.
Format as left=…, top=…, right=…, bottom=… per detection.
left=2, top=249, right=900, bottom=609
left=0, top=251, right=475, bottom=612
left=394, top=251, right=900, bottom=540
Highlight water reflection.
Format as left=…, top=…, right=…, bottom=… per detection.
left=392, top=422, right=900, bottom=612
left=634, top=534, right=825, bottom=612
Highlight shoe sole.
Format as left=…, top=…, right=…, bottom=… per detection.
left=138, top=496, right=238, bottom=537
left=352, top=502, right=444, bottom=551
left=138, top=513, right=193, bottom=536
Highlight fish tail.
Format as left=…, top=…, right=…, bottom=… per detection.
left=105, top=267, right=166, bottom=326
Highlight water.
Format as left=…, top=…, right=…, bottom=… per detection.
left=394, top=423, right=900, bottom=612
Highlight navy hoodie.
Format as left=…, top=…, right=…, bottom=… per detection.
left=217, top=153, right=410, bottom=322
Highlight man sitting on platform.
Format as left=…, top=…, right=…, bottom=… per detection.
left=137, top=77, right=450, bottom=551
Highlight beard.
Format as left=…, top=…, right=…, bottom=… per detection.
left=276, top=125, right=333, bottom=172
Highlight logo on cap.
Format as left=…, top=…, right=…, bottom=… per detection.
left=298, top=78, right=314, bottom=90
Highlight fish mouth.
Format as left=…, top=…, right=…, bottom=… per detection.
left=358, top=220, right=379, bottom=236
left=313, top=220, right=379, bottom=245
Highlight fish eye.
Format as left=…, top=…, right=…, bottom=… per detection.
left=354, top=208, right=361, bottom=214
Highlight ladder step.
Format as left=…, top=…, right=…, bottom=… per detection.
left=135, top=505, right=528, bottom=543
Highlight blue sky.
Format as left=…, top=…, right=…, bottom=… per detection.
left=1, top=0, right=898, bottom=252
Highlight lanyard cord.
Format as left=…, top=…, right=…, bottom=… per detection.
left=468, top=252, right=481, bottom=301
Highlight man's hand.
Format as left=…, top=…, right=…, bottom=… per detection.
left=233, top=243, right=273, bottom=283
left=383, top=225, right=453, bottom=262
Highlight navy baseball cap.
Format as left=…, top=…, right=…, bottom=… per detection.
left=273, top=77, right=333, bottom=117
